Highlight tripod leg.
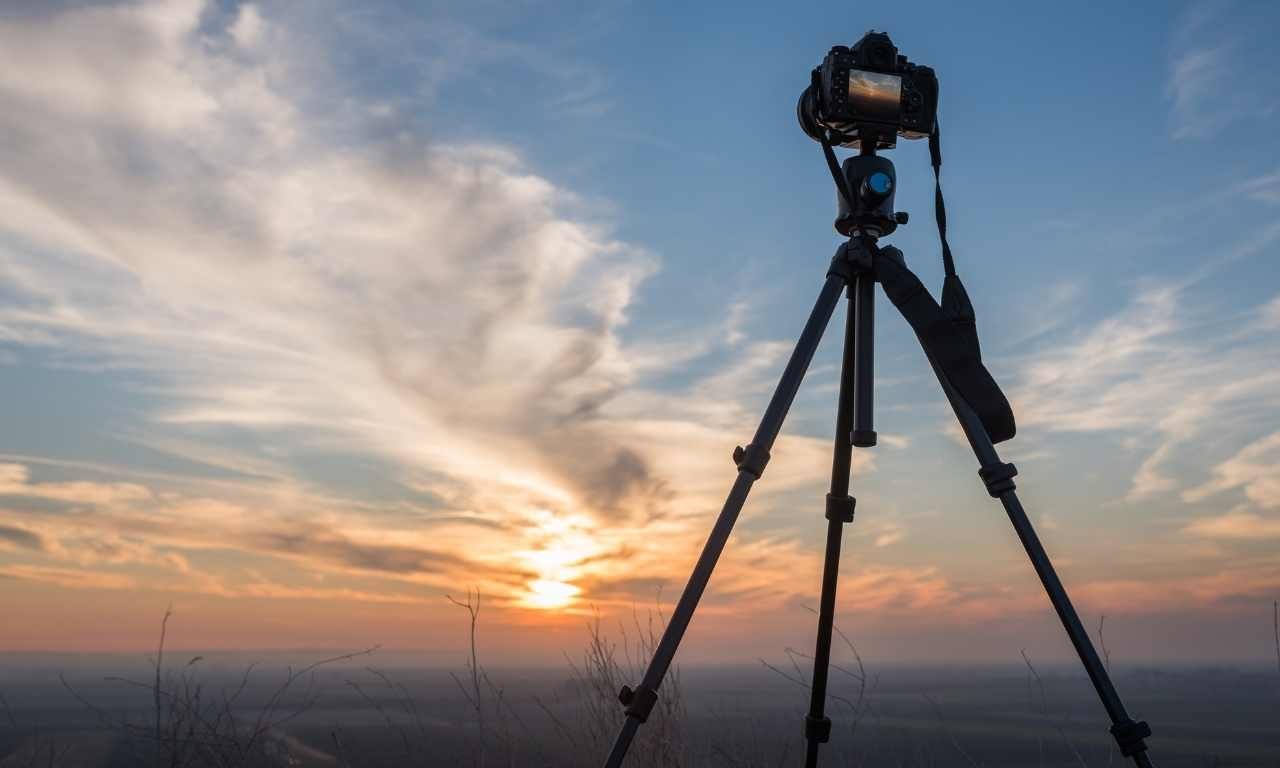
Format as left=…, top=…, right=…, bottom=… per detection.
left=803, top=272, right=873, bottom=767
left=928, top=360, right=1156, bottom=766
left=603, top=272, right=849, bottom=768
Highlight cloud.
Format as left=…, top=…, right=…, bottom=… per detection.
left=1264, top=295, right=1280, bottom=329
left=0, top=523, right=46, bottom=551
left=0, top=0, right=830, bottom=611
left=1071, top=561, right=1280, bottom=614
left=1006, top=279, right=1083, bottom=347
left=0, top=564, right=138, bottom=591
left=1184, top=510, right=1280, bottom=540
left=1237, top=168, right=1280, bottom=205
left=1008, top=281, right=1280, bottom=501
left=871, top=521, right=905, bottom=548
left=1183, top=431, right=1280, bottom=510
left=229, top=3, right=263, bottom=48
left=0, top=0, right=667, bottom=523
left=1167, top=46, right=1232, bottom=140
left=0, top=461, right=482, bottom=585
left=1129, top=441, right=1178, bottom=500
left=0, top=463, right=152, bottom=505
left=255, top=526, right=465, bottom=575
left=1012, top=283, right=1181, bottom=434
left=1165, top=3, right=1279, bottom=141
left=833, top=564, right=956, bottom=615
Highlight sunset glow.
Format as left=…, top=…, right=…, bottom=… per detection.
left=0, top=0, right=1277, bottom=668
left=523, top=579, right=582, bottom=610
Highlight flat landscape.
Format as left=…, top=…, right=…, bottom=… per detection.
left=3, top=656, right=1277, bottom=767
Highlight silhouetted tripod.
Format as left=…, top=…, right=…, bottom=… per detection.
left=601, top=140, right=1157, bottom=767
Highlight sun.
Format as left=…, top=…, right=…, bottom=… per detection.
left=515, top=510, right=598, bottom=610
left=523, top=578, right=582, bottom=610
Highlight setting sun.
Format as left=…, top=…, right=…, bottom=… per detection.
left=511, top=510, right=599, bottom=609
left=523, top=578, right=581, bottom=610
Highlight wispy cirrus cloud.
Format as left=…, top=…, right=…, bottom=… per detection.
left=0, top=564, right=139, bottom=591
left=0, top=0, right=661, bottom=610
left=1236, top=168, right=1280, bottom=205
left=0, top=0, right=902, bottom=624
left=1008, top=274, right=1280, bottom=503
left=1165, top=2, right=1279, bottom=140
left=1184, top=510, right=1280, bottom=540
left=1167, top=45, right=1232, bottom=140
left=1184, top=431, right=1280, bottom=510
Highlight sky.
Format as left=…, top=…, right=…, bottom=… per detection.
left=0, top=0, right=1278, bottom=667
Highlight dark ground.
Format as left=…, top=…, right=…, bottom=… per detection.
left=1, top=656, right=1277, bottom=767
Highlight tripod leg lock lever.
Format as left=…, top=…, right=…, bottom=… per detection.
left=1109, top=719, right=1152, bottom=756
left=618, top=684, right=659, bottom=723
left=978, top=462, right=1018, bottom=497
left=803, top=714, right=832, bottom=743
left=825, top=493, right=856, bottom=523
left=733, top=443, right=771, bottom=478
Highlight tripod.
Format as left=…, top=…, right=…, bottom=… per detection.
left=602, top=147, right=1155, bottom=768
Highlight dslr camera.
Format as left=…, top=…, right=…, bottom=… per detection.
left=797, top=31, right=938, bottom=149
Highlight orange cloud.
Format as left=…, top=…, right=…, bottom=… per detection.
left=1184, top=511, right=1280, bottom=539
left=1184, top=431, right=1280, bottom=509
left=1070, top=562, right=1280, bottom=614
left=0, top=564, right=137, bottom=591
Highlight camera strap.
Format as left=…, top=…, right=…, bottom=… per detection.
left=929, top=121, right=956, bottom=279
left=930, top=121, right=976, bottom=350
left=872, top=248, right=1016, bottom=444
left=821, top=135, right=855, bottom=209
left=926, top=118, right=1015, bottom=442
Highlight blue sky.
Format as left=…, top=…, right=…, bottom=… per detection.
left=0, top=0, right=1278, bottom=663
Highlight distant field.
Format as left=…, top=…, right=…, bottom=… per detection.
left=2, top=658, right=1277, bottom=767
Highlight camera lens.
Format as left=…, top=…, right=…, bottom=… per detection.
left=796, top=86, right=825, bottom=142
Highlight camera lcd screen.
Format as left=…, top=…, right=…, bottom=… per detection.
left=847, top=70, right=902, bottom=124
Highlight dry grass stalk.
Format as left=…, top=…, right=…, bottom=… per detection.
left=57, top=608, right=375, bottom=768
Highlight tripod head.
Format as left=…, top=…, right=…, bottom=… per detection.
left=834, top=145, right=910, bottom=238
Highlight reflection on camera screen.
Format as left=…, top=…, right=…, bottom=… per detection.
left=847, top=70, right=902, bottom=123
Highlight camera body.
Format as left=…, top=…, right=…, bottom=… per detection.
left=798, top=31, right=937, bottom=149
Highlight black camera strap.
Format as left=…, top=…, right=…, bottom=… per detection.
left=925, top=118, right=1015, bottom=441
left=872, top=248, right=1016, bottom=444
left=929, top=120, right=956, bottom=279
left=821, top=137, right=855, bottom=210
left=926, top=120, right=1014, bottom=439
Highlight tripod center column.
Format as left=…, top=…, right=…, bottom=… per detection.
left=851, top=265, right=877, bottom=447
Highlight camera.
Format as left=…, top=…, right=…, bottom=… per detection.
left=797, top=31, right=938, bottom=149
